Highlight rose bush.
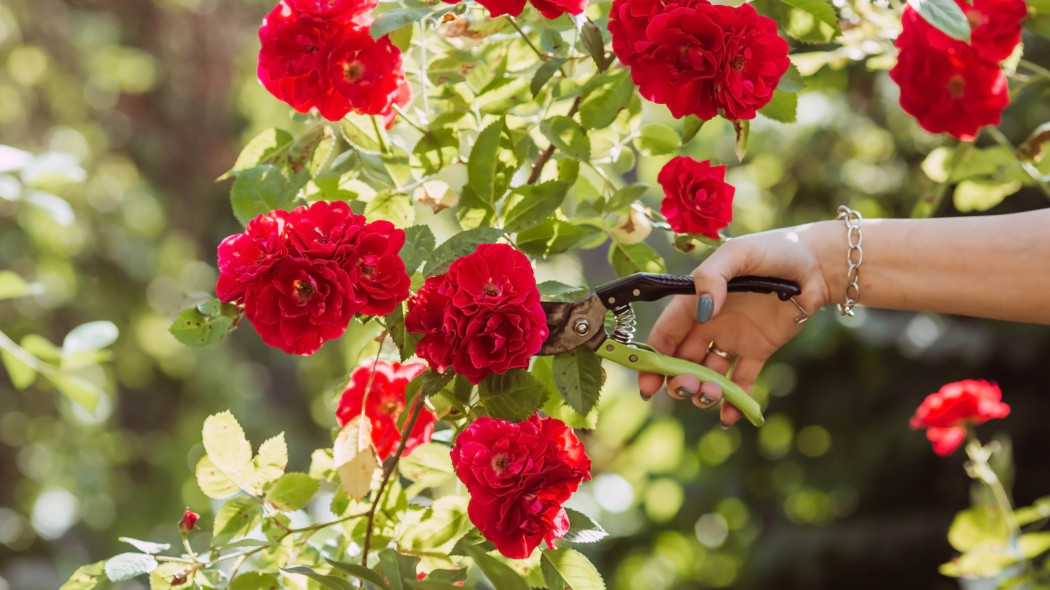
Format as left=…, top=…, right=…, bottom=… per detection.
left=61, top=0, right=1050, bottom=586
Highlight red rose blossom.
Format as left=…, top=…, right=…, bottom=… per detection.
left=335, top=360, right=434, bottom=460
left=909, top=380, right=1010, bottom=455
left=216, top=201, right=411, bottom=355
left=657, top=156, right=734, bottom=239
left=899, top=0, right=1025, bottom=64
left=469, top=0, right=585, bottom=19
left=405, top=243, right=547, bottom=384
left=890, top=24, right=1009, bottom=141
left=257, top=2, right=410, bottom=123
left=451, top=414, right=591, bottom=559
left=611, top=0, right=788, bottom=121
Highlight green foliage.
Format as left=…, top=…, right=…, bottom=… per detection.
left=907, top=0, right=971, bottom=41
left=552, top=347, right=604, bottom=418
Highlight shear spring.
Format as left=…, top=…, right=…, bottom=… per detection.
left=610, top=304, right=637, bottom=344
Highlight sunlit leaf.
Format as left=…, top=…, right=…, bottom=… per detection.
left=399, top=496, right=472, bottom=553
left=60, top=560, right=108, bottom=590
left=62, top=321, right=119, bottom=357
left=229, top=165, right=294, bottom=226
left=265, top=472, right=318, bottom=512
left=540, top=116, right=590, bottom=161
left=104, top=553, right=158, bottom=582
left=333, top=415, right=382, bottom=501
left=399, top=442, right=455, bottom=488
left=609, top=242, right=666, bottom=277
left=1, top=347, right=37, bottom=390
left=202, top=411, right=252, bottom=476
left=776, top=0, right=840, bottom=34
left=531, top=58, right=566, bottom=98
left=463, top=544, right=530, bottom=590
left=212, top=496, right=263, bottom=546
left=223, top=128, right=294, bottom=179
left=168, top=299, right=240, bottom=348
left=633, top=123, right=680, bottom=156
left=760, top=90, right=798, bottom=123
left=379, top=548, right=421, bottom=590
left=401, top=225, right=437, bottom=274
left=0, top=270, right=42, bottom=300
left=562, top=508, right=608, bottom=543
left=196, top=455, right=241, bottom=499
left=244, top=433, right=288, bottom=495
left=282, top=566, right=356, bottom=590
left=326, top=559, right=392, bottom=590
left=579, top=71, right=634, bottom=130
left=468, top=118, right=509, bottom=204
left=229, top=572, right=281, bottom=590
left=541, top=548, right=605, bottom=590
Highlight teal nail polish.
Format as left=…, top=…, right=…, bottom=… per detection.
left=697, top=294, right=714, bottom=323
left=677, top=386, right=695, bottom=398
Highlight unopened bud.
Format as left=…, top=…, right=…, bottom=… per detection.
left=177, top=509, right=199, bottom=534
left=412, top=180, right=458, bottom=213
left=608, top=206, right=652, bottom=245
left=171, top=572, right=188, bottom=585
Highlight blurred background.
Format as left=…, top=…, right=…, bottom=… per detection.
left=1, top=0, right=1049, bottom=588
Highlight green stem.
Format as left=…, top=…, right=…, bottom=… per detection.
left=910, top=140, right=971, bottom=218
left=287, top=511, right=369, bottom=535
left=391, top=104, right=426, bottom=134
left=1019, top=58, right=1050, bottom=81
left=509, top=17, right=553, bottom=62
left=527, top=95, right=582, bottom=185
left=370, top=115, right=390, bottom=154
left=965, top=434, right=1020, bottom=538
left=361, top=397, right=428, bottom=566
left=985, top=127, right=1050, bottom=200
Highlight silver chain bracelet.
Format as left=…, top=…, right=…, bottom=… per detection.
left=836, top=205, right=863, bottom=316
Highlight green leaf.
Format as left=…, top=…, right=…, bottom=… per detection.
left=502, top=181, right=569, bottom=233
left=366, top=192, right=415, bottom=227
left=244, top=433, right=288, bottom=495
left=580, top=71, right=635, bottom=130
left=379, top=549, right=421, bottom=590
left=609, top=242, right=666, bottom=277
left=1020, top=532, right=1050, bottom=558
left=401, top=225, right=436, bottom=274
left=468, top=118, right=509, bottom=204
left=776, top=64, right=806, bottom=93
left=776, top=0, right=841, bottom=34
left=681, top=116, right=705, bottom=145
left=760, top=90, right=798, bottom=123
left=326, top=559, right=392, bottom=590
left=412, top=129, right=459, bottom=176
left=224, top=128, right=294, bottom=178
left=0, top=270, right=42, bottom=300
left=399, top=442, right=455, bottom=488
left=634, top=123, right=680, bottom=156
left=907, top=0, right=970, bottom=41
left=478, top=369, right=546, bottom=421
left=229, top=165, right=294, bottom=227
left=552, top=347, right=604, bottom=417
left=371, top=6, right=434, bottom=39
left=149, top=562, right=194, bottom=590
left=953, top=179, right=1021, bottom=212
left=202, top=411, right=252, bottom=476
left=168, top=300, right=239, bottom=348
left=464, top=544, right=531, bottom=590
left=399, top=496, right=472, bottom=553
left=212, top=496, right=263, bottom=545
left=531, top=58, right=566, bottom=98
left=265, top=472, right=318, bottom=512
left=60, top=561, right=108, bottom=590
left=282, top=566, right=356, bottom=590
left=540, top=116, right=591, bottom=161
left=541, top=548, right=605, bottom=590
left=581, top=18, right=612, bottom=71
left=51, top=374, right=103, bottom=412
left=1, top=348, right=37, bottom=390
left=518, top=220, right=603, bottom=259
left=104, top=553, right=158, bottom=582
left=422, top=227, right=506, bottom=277
left=118, top=537, right=171, bottom=555
left=62, top=321, right=118, bottom=357
left=1014, top=496, right=1050, bottom=526
left=605, top=183, right=649, bottom=213
left=537, top=280, right=586, bottom=302
left=229, top=572, right=281, bottom=590
left=947, top=505, right=1009, bottom=553
left=196, top=455, right=241, bottom=499
left=562, top=508, right=609, bottom=543
left=341, top=113, right=389, bottom=154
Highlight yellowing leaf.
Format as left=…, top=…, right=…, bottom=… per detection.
left=202, top=411, right=252, bottom=477
left=195, top=455, right=240, bottom=499
left=334, top=416, right=382, bottom=501
left=244, top=433, right=288, bottom=495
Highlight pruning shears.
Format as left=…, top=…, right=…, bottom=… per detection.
left=537, top=273, right=801, bottom=427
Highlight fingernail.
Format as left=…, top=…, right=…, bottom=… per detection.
left=696, top=294, right=714, bottom=323
left=640, top=389, right=649, bottom=401
left=677, top=386, right=695, bottom=398
left=720, top=421, right=731, bottom=430
left=698, top=393, right=715, bottom=407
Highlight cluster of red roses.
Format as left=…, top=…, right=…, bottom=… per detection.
left=609, top=0, right=790, bottom=121
left=658, top=156, right=735, bottom=239
left=336, top=359, right=436, bottom=460
left=910, top=379, right=1011, bottom=455
left=447, top=0, right=585, bottom=21
left=450, top=414, right=591, bottom=559
left=405, top=243, right=548, bottom=385
left=216, top=200, right=411, bottom=355
left=889, top=0, right=1027, bottom=141
left=257, top=0, right=411, bottom=124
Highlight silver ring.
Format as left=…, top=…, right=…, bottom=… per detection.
left=707, top=342, right=735, bottom=362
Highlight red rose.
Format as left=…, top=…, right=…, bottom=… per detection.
left=473, top=0, right=584, bottom=19
left=405, top=244, right=548, bottom=384
left=889, top=26, right=1009, bottom=141
left=177, top=509, right=200, bottom=534
left=335, top=360, right=434, bottom=460
left=243, top=256, right=358, bottom=355
left=216, top=201, right=411, bottom=355
left=450, top=415, right=591, bottom=559
left=712, top=3, right=791, bottom=120
left=909, top=380, right=1010, bottom=455
left=657, top=156, right=734, bottom=239
left=899, top=1, right=1026, bottom=64
left=612, top=1, right=788, bottom=121
left=257, top=2, right=411, bottom=122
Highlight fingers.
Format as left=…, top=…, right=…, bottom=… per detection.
left=692, top=240, right=746, bottom=323
left=668, top=339, right=734, bottom=410
left=639, top=295, right=698, bottom=400
left=719, top=356, right=764, bottom=427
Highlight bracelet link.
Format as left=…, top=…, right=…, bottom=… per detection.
left=836, top=205, right=863, bottom=316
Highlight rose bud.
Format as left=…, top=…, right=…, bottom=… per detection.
left=177, top=509, right=200, bottom=534
left=607, top=205, right=653, bottom=245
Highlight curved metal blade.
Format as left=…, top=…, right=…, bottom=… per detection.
left=537, top=295, right=608, bottom=355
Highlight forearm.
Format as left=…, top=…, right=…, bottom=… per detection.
left=811, top=209, right=1050, bottom=324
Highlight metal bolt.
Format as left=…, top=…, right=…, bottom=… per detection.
left=608, top=296, right=616, bottom=305
left=628, top=354, right=638, bottom=363
left=573, top=319, right=590, bottom=336
left=632, top=288, right=640, bottom=296
left=606, top=344, right=614, bottom=352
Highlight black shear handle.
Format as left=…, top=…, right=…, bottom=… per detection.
left=595, top=273, right=801, bottom=307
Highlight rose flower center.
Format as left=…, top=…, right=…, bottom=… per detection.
left=382, top=399, right=399, bottom=415
left=293, top=279, right=315, bottom=302
left=731, top=55, right=747, bottom=72
left=482, top=281, right=500, bottom=296
left=947, top=75, right=965, bottom=99
left=344, top=61, right=365, bottom=82
left=491, top=452, right=510, bottom=473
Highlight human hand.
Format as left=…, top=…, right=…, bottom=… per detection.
left=638, top=221, right=838, bottom=426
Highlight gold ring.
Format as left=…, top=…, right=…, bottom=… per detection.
left=707, top=342, right=735, bottom=362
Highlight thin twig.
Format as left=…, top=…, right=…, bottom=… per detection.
left=527, top=96, right=583, bottom=185
left=391, top=104, right=426, bottom=134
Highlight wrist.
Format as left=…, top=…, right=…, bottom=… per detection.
left=802, top=219, right=850, bottom=309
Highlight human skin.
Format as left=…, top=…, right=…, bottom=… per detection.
left=638, top=208, right=1050, bottom=426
